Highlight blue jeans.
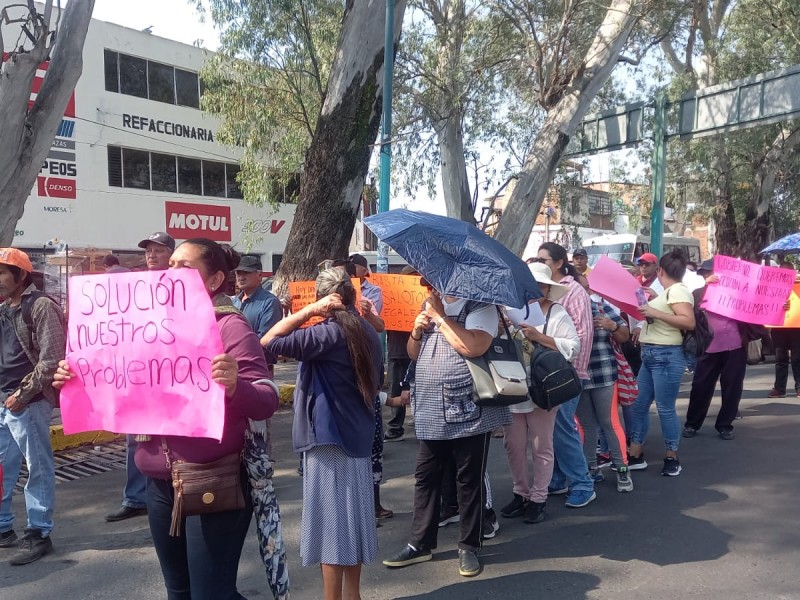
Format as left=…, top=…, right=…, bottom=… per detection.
left=630, top=345, right=685, bottom=452
left=549, top=385, right=593, bottom=493
left=147, top=476, right=252, bottom=600
left=124, top=434, right=147, bottom=509
left=0, top=400, right=56, bottom=535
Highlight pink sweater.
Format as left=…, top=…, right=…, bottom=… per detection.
left=557, top=277, right=593, bottom=380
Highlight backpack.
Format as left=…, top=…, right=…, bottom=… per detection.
left=528, top=304, right=582, bottom=410
left=20, top=291, right=63, bottom=351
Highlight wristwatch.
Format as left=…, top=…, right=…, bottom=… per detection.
left=435, top=317, right=445, bottom=327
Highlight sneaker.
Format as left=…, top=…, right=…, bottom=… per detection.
left=718, top=429, right=735, bottom=441
left=565, top=489, right=596, bottom=508
left=768, top=388, right=786, bottom=398
left=627, top=453, right=648, bottom=470
left=547, top=485, right=569, bottom=495
left=384, top=430, right=404, bottom=442
left=0, top=529, right=18, bottom=548
left=376, top=505, right=394, bottom=520
left=8, top=529, right=53, bottom=566
left=522, top=501, right=546, bottom=524
left=596, top=452, right=611, bottom=468
left=661, top=457, right=682, bottom=477
left=589, top=468, right=604, bottom=483
left=482, top=511, right=500, bottom=540
left=458, top=549, right=481, bottom=577
left=616, top=467, right=634, bottom=492
left=438, top=506, right=460, bottom=528
left=682, top=426, right=698, bottom=438
left=383, top=545, right=433, bottom=568
left=500, top=494, right=528, bottom=518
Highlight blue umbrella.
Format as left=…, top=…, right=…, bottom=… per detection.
left=363, top=209, right=541, bottom=308
left=761, top=233, right=800, bottom=255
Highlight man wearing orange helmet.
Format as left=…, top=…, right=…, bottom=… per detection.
left=0, top=248, right=65, bottom=565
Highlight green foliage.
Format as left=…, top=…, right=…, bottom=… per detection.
left=195, top=0, right=343, bottom=209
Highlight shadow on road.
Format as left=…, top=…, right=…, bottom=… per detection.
left=393, top=570, right=601, bottom=600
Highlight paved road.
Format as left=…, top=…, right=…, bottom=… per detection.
left=2, top=363, right=800, bottom=599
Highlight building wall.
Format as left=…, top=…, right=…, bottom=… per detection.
left=3, top=5, right=294, bottom=269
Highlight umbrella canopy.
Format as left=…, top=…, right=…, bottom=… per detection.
left=761, top=233, right=800, bottom=255
left=364, top=209, right=542, bottom=308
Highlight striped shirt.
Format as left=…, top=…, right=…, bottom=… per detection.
left=557, top=276, right=594, bottom=380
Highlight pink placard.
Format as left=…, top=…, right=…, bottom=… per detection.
left=587, top=256, right=644, bottom=320
left=702, top=255, right=796, bottom=326
left=60, top=269, right=226, bottom=440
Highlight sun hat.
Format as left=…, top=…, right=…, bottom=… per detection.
left=529, top=262, right=568, bottom=301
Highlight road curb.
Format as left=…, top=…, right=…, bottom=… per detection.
left=49, top=384, right=296, bottom=451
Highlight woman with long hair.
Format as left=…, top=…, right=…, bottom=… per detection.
left=54, top=239, right=281, bottom=599
left=264, top=267, right=383, bottom=600
left=629, top=249, right=695, bottom=476
left=534, top=242, right=596, bottom=508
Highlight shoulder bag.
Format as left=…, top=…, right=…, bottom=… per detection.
left=464, top=307, right=530, bottom=407
left=162, top=438, right=246, bottom=537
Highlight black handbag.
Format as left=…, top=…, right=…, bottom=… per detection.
left=464, top=308, right=530, bottom=407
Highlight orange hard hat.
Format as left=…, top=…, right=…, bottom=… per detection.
left=0, top=248, right=34, bottom=272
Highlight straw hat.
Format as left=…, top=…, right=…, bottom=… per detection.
left=529, top=262, right=568, bottom=301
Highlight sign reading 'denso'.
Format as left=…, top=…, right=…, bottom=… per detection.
left=166, top=201, right=232, bottom=242
left=702, top=255, right=796, bottom=326
left=60, top=269, right=226, bottom=440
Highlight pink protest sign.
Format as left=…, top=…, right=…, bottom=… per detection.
left=587, top=256, right=644, bottom=320
left=702, top=255, right=796, bottom=326
left=60, top=269, right=226, bottom=440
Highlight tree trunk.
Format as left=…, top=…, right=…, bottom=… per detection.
left=739, top=127, right=800, bottom=260
left=494, top=0, right=641, bottom=255
left=712, top=150, right=738, bottom=256
left=436, top=117, right=474, bottom=222
left=0, top=0, right=95, bottom=246
left=274, top=0, right=406, bottom=293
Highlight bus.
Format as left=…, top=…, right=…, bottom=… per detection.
left=583, top=233, right=702, bottom=266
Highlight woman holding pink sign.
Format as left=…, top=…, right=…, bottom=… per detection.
left=628, top=249, right=695, bottom=477
left=55, top=239, right=282, bottom=600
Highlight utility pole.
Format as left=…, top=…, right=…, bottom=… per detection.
left=649, top=93, right=667, bottom=258
left=376, top=0, right=395, bottom=275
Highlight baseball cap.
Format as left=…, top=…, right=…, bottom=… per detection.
left=349, top=254, right=369, bottom=270
left=0, top=248, right=33, bottom=272
left=637, top=253, right=658, bottom=265
left=236, top=255, right=263, bottom=273
left=138, top=232, right=176, bottom=251
left=572, top=248, right=588, bottom=258
left=698, top=258, right=714, bottom=273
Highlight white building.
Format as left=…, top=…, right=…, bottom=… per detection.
left=3, top=3, right=295, bottom=273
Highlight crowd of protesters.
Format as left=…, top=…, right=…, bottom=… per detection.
left=0, top=234, right=793, bottom=600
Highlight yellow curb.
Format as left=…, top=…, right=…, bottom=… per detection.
left=49, top=384, right=296, bottom=451
left=50, top=425, right=122, bottom=452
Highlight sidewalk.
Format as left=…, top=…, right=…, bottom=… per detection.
left=49, top=360, right=300, bottom=451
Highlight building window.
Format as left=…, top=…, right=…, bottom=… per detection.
left=104, top=50, right=119, bottom=93
left=202, top=161, right=226, bottom=197
left=178, top=157, right=203, bottom=196
left=176, top=69, right=200, bottom=109
left=151, top=153, right=178, bottom=193
left=108, top=145, right=242, bottom=199
left=119, top=54, right=148, bottom=99
left=104, top=49, right=200, bottom=109
left=226, top=164, right=243, bottom=199
left=148, top=61, right=176, bottom=105
left=588, top=194, right=612, bottom=216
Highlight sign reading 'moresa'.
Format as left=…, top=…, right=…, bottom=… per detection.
left=60, top=269, right=226, bottom=440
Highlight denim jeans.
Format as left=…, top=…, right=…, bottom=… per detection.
left=549, top=384, right=593, bottom=493
left=0, top=400, right=56, bottom=535
left=147, top=476, right=252, bottom=600
left=630, top=345, right=686, bottom=452
left=123, top=434, right=148, bottom=509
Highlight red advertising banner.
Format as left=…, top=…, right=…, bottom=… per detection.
left=166, top=201, right=232, bottom=242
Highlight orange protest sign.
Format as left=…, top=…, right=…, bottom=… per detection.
left=288, top=279, right=361, bottom=327
left=371, top=273, right=429, bottom=332
left=770, top=284, right=800, bottom=328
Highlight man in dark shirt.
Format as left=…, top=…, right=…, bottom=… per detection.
left=233, top=255, right=282, bottom=374
left=0, top=248, right=65, bottom=565
left=384, top=266, right=417, bottom=442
